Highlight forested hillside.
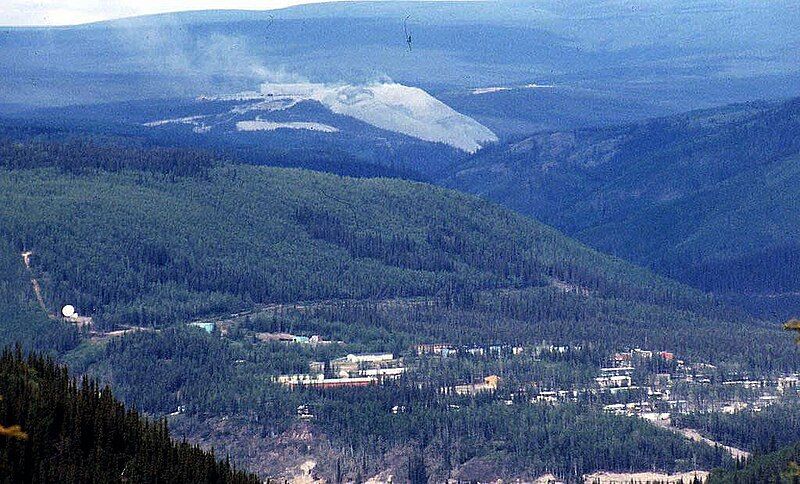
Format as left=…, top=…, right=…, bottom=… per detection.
left=708, top=442, right=800, bottom=483
left=0, top=135, right=793, bottom=364
left=0, top=347, right=257, bottom=483
left=446, top=97, right=800, bottom=318
left=1, top=130, right=798, bottom=480
left=675, top=404, right=800, bottom=457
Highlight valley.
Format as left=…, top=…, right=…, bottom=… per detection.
left=2, top=2, right=800, bottom=482
left=0, top=136, right=798, bottom=481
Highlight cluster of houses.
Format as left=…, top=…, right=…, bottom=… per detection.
left=270, top=338, right=799, bottom=427
left=275, top=353, right=406, bottom=389
left=612, top=348, right=676, bottom=365
left=594, top=348, right=800, bottom=419
left=452, top=345, right=800, bottom=422
left=595, top=367, right=636, bottom=393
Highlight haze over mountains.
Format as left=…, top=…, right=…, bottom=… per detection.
left=6, top=1, right=800, bottom=316
left=3, top=1, right=799, bottom=126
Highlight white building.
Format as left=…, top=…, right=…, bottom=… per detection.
left=778, top=376, right=799, bottom=393
left=345, top=353, right=395, bottom=364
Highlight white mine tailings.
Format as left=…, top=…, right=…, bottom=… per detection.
left=255, top=82, right=498, bottom=153
left=147, top=82, right=498, bottom=153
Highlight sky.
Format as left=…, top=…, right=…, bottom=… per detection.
left=0, top=0, right=346, bottom=26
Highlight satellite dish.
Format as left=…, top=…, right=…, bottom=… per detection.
left=61, top=305, right=75, bottom=318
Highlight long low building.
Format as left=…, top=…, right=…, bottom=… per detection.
left=275, top=366, right=405, bottom=389
left=276, top=374, right=378, bottom=389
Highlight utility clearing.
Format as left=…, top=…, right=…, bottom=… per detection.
left=20, top=251, right=51, bottom=317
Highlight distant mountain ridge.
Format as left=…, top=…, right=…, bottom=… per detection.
left=3, top=1, right=799, bottom=130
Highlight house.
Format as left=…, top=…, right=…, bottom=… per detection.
left=330, top=353, right=401, bottom=378
left=256, top=332, right=338, bottom=345
left=276, top=373, right=324, bottom=387
left=659, top=351, right=675, bottom=361
left=647, top=388, right=668, bottom=400
left=613, top=352, right=632, bottom=365
left=189, top=322, right=214, bottom=334
left=485, top=375, right=501, bottom=387
left=650, top=373, right=671, bottom=388
left=308, top=335, right=337, bottom=345
left=667, top=400, right=689, bottom=413
left=722, top=379, right=765, bottom=389
left=344, top=353, right=394, bottom=364
left=312, top=377, right=377, bottom=389
left=595, top=375, right=633, bottom=389
left=535, top=391, right=559, bottom=404
left=256, top=332, right=294, bottom=342
left=465, top=347, right=485, bottom=357
left=721, top=401, right=748, bottom=414
left=603, top=403, right=626, bottom=415
left=533, top=473, right=565, bottom=484
left=639, top=412, right=671, bottom=425
left=359, top=367, right=406, bottom=382
left=68, top=315, right=94, bottom=329
left=489, top=345, right=504, bottom=355
left=599, top=367, right=634, bottom=377
left=603, top=402, right=653, bottom=417
left=276, top=373, right=378, bottom=389
left=61, top=306, right=94, bottom=329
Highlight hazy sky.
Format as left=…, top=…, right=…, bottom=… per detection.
left=1, top=0, right=344, bottom=26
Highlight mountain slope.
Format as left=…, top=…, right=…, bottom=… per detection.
left=0, top=140, right=698, bottom=326
left=0, top=132, right=797, bottom=368
left=0, top=347, right=258, bottom=483
left=445, top=97, right=800, bottom=317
